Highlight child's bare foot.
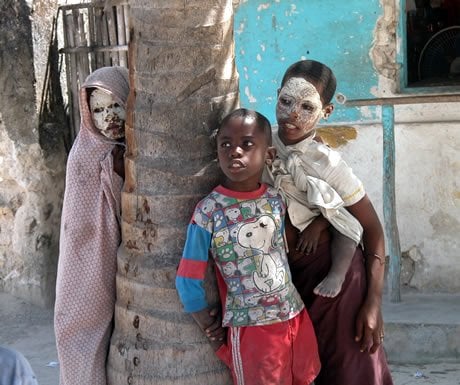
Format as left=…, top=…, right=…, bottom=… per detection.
left=313, top=273, right=345, bottom=298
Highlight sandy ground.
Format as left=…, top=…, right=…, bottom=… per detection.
left=1, top=292, right=459, bottom=385
left=0, top=292, right=59, bottom=385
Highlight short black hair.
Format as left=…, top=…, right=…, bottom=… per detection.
left=281, top=60, right=337, bottom=105
left=218, top=108, right=272, bottom=145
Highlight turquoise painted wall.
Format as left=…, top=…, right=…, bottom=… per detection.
left=234, top=1, right=382, bottom=124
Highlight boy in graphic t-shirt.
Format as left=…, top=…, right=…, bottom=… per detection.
left=175, top=108, right=320, bottom=385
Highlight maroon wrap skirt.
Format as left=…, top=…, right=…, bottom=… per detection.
left=287, top=226, right=393, bottom=385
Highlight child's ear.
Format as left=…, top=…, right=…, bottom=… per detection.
left=277, top=88, right=281, bottom=97
left=265, top=146, right=277, bottom=165
left=323, top=103, right=334, bottom=119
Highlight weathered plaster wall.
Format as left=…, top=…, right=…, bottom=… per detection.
left=234, top=0, right=460, bottom=292
left=234, top=0, right=382, bottom=123
left=0, top=0, right=67, bottom=307
left=337, top=121, right=460, bottom=293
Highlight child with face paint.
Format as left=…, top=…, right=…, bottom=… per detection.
left=176, top=108, right=321, bottom=385
left=54, top=66, right=129, bottom=385
left=266, top=60, right=393, bottom=385
left=271, top=69, right=364, bottom=299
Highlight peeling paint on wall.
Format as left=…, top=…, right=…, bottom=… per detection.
left=370, top=0, right=399, bottom=89
left=400, top=245, right=420, bottom=287
left=234, top=0, right=382, bottom=123
left=316, top=125, right=358, bottom=148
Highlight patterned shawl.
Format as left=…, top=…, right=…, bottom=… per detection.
left=54, top=66, right=129, bottom=385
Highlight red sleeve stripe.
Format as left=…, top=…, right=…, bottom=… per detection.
left=177, top=259, right=207, bottom=280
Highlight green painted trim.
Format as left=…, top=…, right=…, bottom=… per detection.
left=382, top=105, right=402, bottom=303
left=398, top=0, right=408, bottom=89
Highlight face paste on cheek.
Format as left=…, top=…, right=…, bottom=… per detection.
left=89, top=88, right=126, bottom=139
left=277, top=77, right=324, bottom=129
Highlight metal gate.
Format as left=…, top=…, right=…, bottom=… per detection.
left=59, top=1, right=129, bottom=140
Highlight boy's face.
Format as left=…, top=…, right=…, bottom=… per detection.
left=90, top=88, right=126, bottom=139
left=276, top=77, right=324, bottom=145
left=217, top=116, right=275, bottom=192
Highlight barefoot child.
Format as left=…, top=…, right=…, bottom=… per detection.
left=270, top=60, right=393, bottom=384
left=264, top=62, right=363, bottom=298
left=175, top=108, right=320, bottom=385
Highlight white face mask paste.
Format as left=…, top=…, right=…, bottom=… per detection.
left=89, top=88, right=126, bottom=139
left=276, top=77, right=324, bottom=133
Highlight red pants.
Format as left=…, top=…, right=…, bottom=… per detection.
left=216, top=309, right=320, bottom=385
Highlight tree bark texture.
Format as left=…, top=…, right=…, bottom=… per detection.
left=108, top=1, right=238, bottom=384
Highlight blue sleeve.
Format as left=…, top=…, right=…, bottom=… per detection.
left=175, top=223, right=212, bottom=313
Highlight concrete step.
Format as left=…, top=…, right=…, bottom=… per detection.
left=383, top=293, right=460, bottom=364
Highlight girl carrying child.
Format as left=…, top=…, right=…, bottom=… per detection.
left=267, top=59, right=393, bottom=385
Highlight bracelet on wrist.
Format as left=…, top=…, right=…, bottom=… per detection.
left=368, top=253, right=386, bottom=265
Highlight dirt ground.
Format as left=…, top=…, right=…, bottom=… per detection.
left=1, top=292, right=459, bottom=385
left=0, top=292, right=59, bottom=385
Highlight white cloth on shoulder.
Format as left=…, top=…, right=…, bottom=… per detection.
left=266, top=130, right=364, bottom=244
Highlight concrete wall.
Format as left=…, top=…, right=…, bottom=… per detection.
left=234, top=0, right=460, bottom=293
left=0, top=0, right=67, bottom=307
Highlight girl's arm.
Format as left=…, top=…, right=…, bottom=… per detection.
left=346, top=194, right=386, bottom=354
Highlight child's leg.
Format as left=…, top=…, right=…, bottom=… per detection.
left=313, top=228, right=357, bottom=298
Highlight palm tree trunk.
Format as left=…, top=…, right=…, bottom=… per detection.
left=107, top=1, right=238, bottom=384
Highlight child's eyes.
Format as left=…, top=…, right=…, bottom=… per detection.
left=93, top=107, right=104, bottom=113
left=301, top=103, right=315, bottom=112
left=279, top=97, right=291, bottom=106
left=219, top=141, right=254, bottom=148
left=106, top=103, right=121, bottom=109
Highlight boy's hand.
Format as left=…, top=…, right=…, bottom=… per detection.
left=191, top=307, right=226, bottom=351
left=296, top=216, right=329, bottom=254
left=206, top=307, right=226, bottom=341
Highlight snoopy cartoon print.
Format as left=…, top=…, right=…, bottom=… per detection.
left=237, top=215, right=286, bottom=293
left=225, top=206, right=243, bottom=224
